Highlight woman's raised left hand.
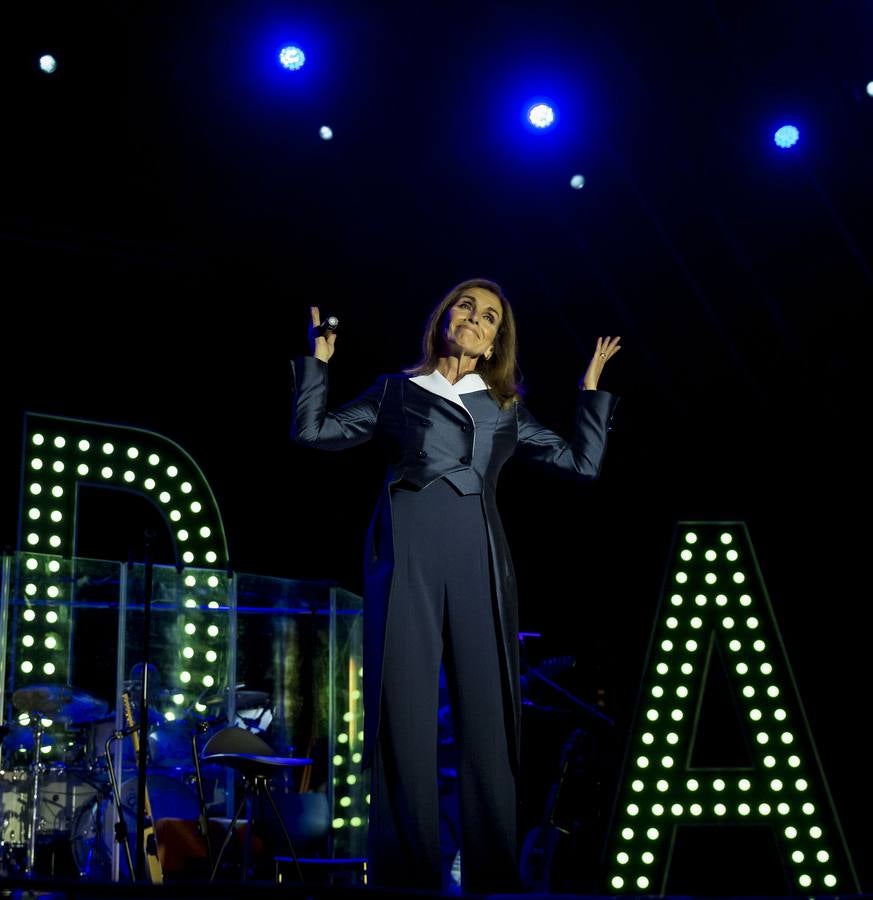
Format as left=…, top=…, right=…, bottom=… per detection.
left=580, top=335, right=621, bottom=391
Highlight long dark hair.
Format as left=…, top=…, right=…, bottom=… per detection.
left=405, top=278, right=523, bottom=409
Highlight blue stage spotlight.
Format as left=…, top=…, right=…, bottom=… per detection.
left=38, top=55, right=57, bottom=74
left=319, top=125, right=333, bottom=140
left=528, top=102, right=556, bottom=129
left=278, top=45, right=305, bottom=71
left=774, top=125, right=799, bottom=149
left=570, top=174, right=585, bottom=190
left=866, top=81, right=873, bottom=97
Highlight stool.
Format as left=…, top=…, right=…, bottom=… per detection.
left=200, top=726, right=312, bottom=883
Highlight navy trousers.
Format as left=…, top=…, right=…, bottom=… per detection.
left=367, top=477, right=520, bottom=893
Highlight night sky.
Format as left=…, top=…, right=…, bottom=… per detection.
left=2, top=1, right=871, bottom=889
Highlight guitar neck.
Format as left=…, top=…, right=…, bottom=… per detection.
left=121, top=691, right=164, bottom=885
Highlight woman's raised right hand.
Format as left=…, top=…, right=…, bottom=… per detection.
left=309, top=305, right=337, bottom=363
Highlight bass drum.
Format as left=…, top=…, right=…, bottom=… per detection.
left=1, top=765, right=102, bottom=845
left=70, top=773, right=200, bottom=880
left=0, top=768, right=30, bottom=849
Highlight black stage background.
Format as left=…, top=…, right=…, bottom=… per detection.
left=1, top=1, right=871, bottom=893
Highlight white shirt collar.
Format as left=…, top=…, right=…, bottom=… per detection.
left=409, top=370, right=488, bottom=411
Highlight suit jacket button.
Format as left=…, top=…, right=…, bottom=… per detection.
left=417, top=450, right=428, bottom=458
left=459, top=455, right=471, bottom=465
left=460, top=424, right=470, bottom=432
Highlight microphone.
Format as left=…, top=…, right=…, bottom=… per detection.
left=314, top=315, right=339, bottom=336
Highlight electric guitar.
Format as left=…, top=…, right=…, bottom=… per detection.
left=519, top=727, right=588, bottom=892
left=121, top=690, right=164, bottom=884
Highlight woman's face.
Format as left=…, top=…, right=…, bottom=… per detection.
left=441, top=287, right=503, bottom=359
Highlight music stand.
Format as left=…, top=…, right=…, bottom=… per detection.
left=200, top=726, right=311, bottom=883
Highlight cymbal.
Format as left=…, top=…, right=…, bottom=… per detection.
left=2, top=723, right=72, bottom=752
left=203, top=690, right=270, bottom=710
left=12, top=684, right=110, bottom=723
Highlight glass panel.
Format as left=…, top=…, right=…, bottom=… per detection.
left=231, top=573, right=365, bottom=862
left=0, top=552, right=364, bottom=881
left=329, top=586, right=368, bottom=858
left=1, top=553, right=123, bottom=878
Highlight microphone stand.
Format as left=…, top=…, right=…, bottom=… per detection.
left=104, top=731, right=136, bottom=880
left=134, top=529, right=156, bottom=882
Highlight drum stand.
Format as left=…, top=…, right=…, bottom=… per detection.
left=9, top=685, right=111, bottom=879
left=23, top=718, right=45, bottom=877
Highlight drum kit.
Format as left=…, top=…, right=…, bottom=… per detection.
left=0, top=683, right=271, bottom=880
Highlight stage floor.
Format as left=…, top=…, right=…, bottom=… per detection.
left=2, top=875, right=873, bottom=900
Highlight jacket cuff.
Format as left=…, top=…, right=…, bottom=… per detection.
left=579, top=389, right=620, bottom=432
left=290, top=355, right=328, bottom=394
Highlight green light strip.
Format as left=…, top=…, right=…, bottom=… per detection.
left=17, top=414, right=230, bottom=716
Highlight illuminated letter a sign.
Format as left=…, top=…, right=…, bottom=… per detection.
left=604, top=522, right=858, bottom=895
